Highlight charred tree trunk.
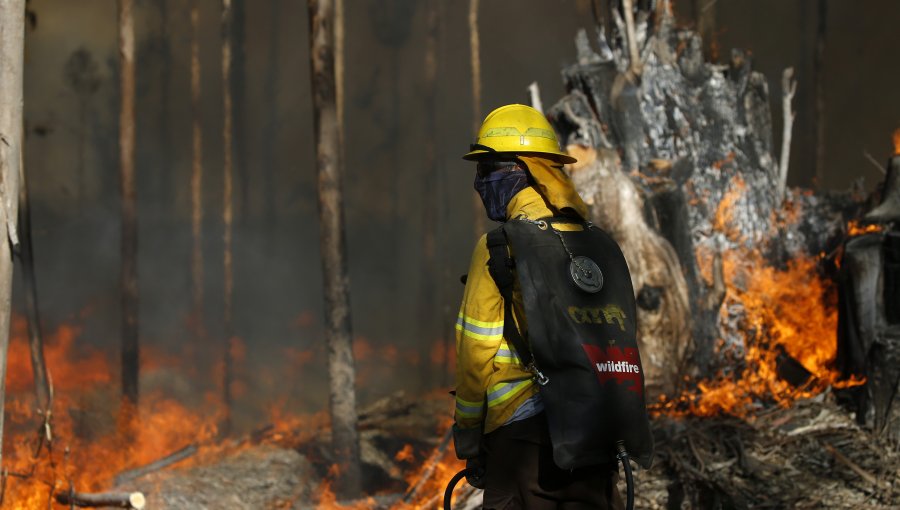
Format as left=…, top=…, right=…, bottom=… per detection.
left=839, top=157, right=900, bottom=440
left=646, top=178, right=725, bottom=373
left=118, top=0, right=139, bottom=408
left=156, top=0, right=172, bottom=207
left=232, top=0, right=248, bottom=219
left=417, top=0, right=439, bottom=388
left=221, top=0, right=235, bottom=436
left=17, top=140, right=50, bottom=412
left=813, top=0, right=827, bottom=187
left=307, top=0, right=362, bottom=498
left=334, top=0, right=344, bottom=148
left=190, top=3, right=205, bottom=342
left=469, top=0, right=484, bottom=237
left=0, top=0, right=24, bottom=470
left=261, top=1, right=279, bottom=227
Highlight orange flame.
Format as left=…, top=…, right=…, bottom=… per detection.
left=713, top=175, right=747, bottom=242
left=658, top=183, right=868, bottom=418
left=847, top=219, right=883, bottom=237
left=656, top=249, right=862, bottom=418
left=6, top=317, right=111, bottom=393
left=4, top=314, right=458, bottom=509
left=893, top=128, right=900, bottom=156
left=1, top=317, right=236, bottom=508
left=394, top=444, right=415, bottom=463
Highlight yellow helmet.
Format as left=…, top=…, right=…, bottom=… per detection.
left=463, top=104, right=576, bottom=164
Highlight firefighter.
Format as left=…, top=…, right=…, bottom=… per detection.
left=452, top=104, right=626, bottom=510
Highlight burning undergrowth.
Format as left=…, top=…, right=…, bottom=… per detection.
left=654, top=248, right=858, bottom=418
left=637, top=187, right=898, bottom=508
left=1, top=316, right=459, bottom=509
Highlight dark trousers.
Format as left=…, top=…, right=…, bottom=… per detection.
left=481, top=413, right=623, bottom=510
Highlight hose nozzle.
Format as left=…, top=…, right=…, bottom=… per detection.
left=616, top=440, right=627, bottom=457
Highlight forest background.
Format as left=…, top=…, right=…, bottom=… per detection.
left=18, top=0, right=900, bottom=431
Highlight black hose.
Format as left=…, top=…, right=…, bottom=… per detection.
left=616, top=440, right=634, bottom=510
left=443, top=467, right=474, bottom=510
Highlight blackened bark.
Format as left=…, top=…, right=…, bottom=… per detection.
left=548, top=18, right=800, bottom=390
left=837, top=233, right=895, bottom=433
left=648, top=180, right=722, bottom=372
left=118, top=0, right=139, bottom=407
left=307, top=0, right=362, bottom=498
left=866, top=157, right=900, bottom=223
left=839, top=158, right=900, bottom=439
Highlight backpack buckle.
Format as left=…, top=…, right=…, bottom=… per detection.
left=528, top=362, right=550, bottom=386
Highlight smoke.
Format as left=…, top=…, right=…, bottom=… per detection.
left=17, top=0, right=900, bottom=430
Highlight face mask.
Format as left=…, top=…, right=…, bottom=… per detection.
left=473, top=160, right=531, bottom=222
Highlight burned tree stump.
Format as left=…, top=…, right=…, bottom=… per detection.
left=543, top=0, right=884, bottom=410
left=548, top=7, right=793, bottom=393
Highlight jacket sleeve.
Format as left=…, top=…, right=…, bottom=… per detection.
left=453, top=234, right=504, bottom=458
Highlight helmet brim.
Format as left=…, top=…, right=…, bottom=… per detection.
left=462, top=149, right=577, bottom=165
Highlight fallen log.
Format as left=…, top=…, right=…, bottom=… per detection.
left=55, top=490, right=145, bottom=509
left=113, top=443, right=197, bottom=486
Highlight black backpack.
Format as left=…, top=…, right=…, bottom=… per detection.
left=486, top=217, right=653, bottom=469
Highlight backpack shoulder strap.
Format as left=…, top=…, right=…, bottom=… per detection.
left=485, top=227, right=534, bottom=368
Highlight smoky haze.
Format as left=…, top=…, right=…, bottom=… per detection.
left=18, top=0, right=900, bottom=429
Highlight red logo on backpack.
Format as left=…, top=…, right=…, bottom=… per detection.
left=581, top=345, right=643, bottom=395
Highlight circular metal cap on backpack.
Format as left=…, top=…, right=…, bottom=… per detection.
left=570, top=256, right=603, bottom=293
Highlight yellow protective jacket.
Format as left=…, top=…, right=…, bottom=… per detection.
left=453, top=156, right=589, bottom=456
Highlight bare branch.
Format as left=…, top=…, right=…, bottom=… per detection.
left=527, top=82, right=543, bottom=114
left=621, top=0, right=643, bottom=78
left=862, top=150, right=888, bottom=176
left=777, top=67, right=797, bottom=204
left=113, top=443, right=197, bottom=486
